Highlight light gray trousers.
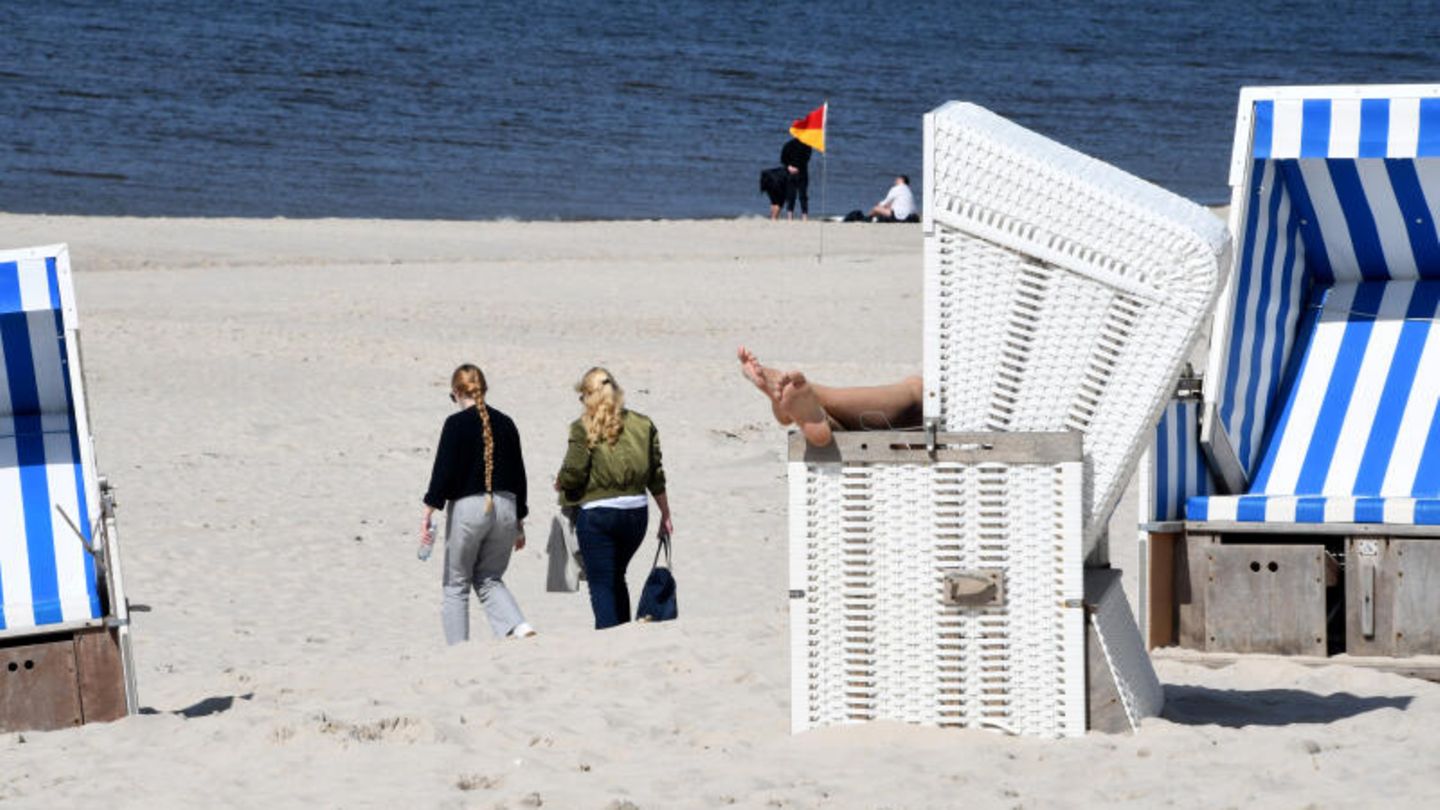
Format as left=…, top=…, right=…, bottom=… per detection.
left=442, top=492, right=527, bottom=644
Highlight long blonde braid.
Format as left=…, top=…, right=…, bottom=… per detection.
left=577, top=367, right=624, bottom=447
left=451, top=363, right=495, bottom=514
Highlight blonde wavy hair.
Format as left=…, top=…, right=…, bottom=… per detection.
left=451, top=363, right=495, bottom=514
left=577, top=367, right=624, bottom=447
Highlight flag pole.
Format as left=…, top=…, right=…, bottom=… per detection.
left=818, top=100, right=828, bottom=264
left=818, top=153, right=827, bottom=264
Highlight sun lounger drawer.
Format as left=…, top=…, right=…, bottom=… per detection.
left=0, top=626, right=129, bottom=733
left=1178, top=538, right=1328, bottom=657
left=1346, top=538, right=1440, bottom=658
left=0, top=636, right=84, bottom=732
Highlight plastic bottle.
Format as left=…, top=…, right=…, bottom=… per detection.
left=418, top=515, right=438, bottom=561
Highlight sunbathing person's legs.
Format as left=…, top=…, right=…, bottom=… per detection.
left=806, top=376, right=924, bottom=431
left=738, top=346, right=923, bottom=446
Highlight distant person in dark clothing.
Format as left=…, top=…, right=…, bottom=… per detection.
left=760, top=165, right=789, bottom=220
left=780, top=137, right=812, bottom=221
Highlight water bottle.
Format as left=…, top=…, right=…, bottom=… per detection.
left=418, top=515, right=438, bottom=561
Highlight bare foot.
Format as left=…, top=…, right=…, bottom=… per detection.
left=779, top=371, right=833, bottom=447
left=738, top=346, right=791, bottom=426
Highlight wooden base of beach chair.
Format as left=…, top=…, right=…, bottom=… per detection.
left=1173, top=533, right=1329, bottom=657
left=0, top=625, right=129, bottom=733
left=1345, top=538, right=1440, bottom=658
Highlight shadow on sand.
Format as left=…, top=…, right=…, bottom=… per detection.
left=1162, top=685, right=1412, bottom=728
left=138, top=693, right=255, bottom=719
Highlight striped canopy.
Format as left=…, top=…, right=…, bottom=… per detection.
left=1, top=246, right=102, bottom=633
left=1196, top=85, right=1440, bottom=525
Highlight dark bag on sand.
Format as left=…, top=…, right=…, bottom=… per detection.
left=635, top=531, right=677, bottom=622
left=843, top=209, right=866, bottom=222
left=759, top=166, right=788, bottom=196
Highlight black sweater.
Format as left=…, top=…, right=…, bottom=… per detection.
left=780, top=138, right=812, bottom=177
left=423, top=405, right=529, bottom=519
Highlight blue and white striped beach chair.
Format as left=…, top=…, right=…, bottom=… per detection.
left=1150, top=85, right=1440, bottom=658
left=1196, top=85, right=1440, bottom=526
left=1, top=244, right=136, bottom=730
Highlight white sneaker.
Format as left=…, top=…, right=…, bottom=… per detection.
left=510, top=622, right=537, bottom=639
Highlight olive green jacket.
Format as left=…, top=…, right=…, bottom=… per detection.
left=556, top=410, right=666, bottom=506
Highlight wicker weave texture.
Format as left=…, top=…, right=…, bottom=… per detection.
left=925, top=102, right=1227, bottom=314
left=790, top=458, right=1086, bottom=738
left=922, top=103, right=1228, bottom=550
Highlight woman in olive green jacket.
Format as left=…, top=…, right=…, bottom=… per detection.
left=555, top=367, right=672, bottom=628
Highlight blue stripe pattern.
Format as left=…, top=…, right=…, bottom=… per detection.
left=47, top=257, right=98, bottom=613
left=1, top=311, right=63, bottom=625
left=1150, top=400, right=1209, bottom=522
left=1422, top=99, right=1440, bottom=157
left=1300, top=100, right=1331, bottom=158
left=1293, top=283, right=1384, bottom=492
left=0, top=250, right=103, bottom=630
left=1252, top=101, right=1274, bottom=158
left=1359, top=99, right=1390, bottom=158
left=1201, top=88, right=1440, bottom=524
left=0, top=261, right=20, bottom=313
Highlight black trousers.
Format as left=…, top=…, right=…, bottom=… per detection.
left=785, top=173, right=809, bottom=214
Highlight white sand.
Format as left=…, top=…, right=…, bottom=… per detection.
left=2, top=214, right=1438, bottom=809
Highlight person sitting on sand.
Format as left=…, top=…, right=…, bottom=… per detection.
left=869, top=175, right=917, bottom=223
left=738, top=346, right=923, bottom=447
left=422, top=364, right=537, bottom=644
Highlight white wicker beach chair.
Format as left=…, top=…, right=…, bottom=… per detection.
left=923, top=102, right=1229, bottom=557
left=1, top=244, right=137, bottom=731
left=1164, top=85, right=1440, bottom=658
left=791, top=103, right=1227, bottom=737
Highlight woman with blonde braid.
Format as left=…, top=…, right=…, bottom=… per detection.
left=555, top=367, right=672, bottom=629
left=421, top=364, right=536, bottom=643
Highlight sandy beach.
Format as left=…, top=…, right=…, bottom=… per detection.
left=2, top=214, right=1438, bottom=809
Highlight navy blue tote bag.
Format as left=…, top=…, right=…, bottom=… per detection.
left=636, top=531, right=677, bottom=622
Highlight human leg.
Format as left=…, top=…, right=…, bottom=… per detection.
left=576, top=506, right=648, bottom=629
left=806, top=376, right=924, bottom=431
left=737, top=348, right=924, bottom=444
left=441, top=495, right=489, bottom=644
left=471, top=492, right=529, bottom=638
left=797, top=175, right=809, bottom=219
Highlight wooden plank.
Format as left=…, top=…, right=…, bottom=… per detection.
left=1176, top=534, right=1209, bottom=650
left=1086, top=620, right=1131, bottom=734
left=73, top=627, right=128, bottom=723
left=1152, top=647, right=1440, bottom=684
left=1186, top=520, right=1440, bottom=538
left=1203, top=544, right=1326, bottom=656
left=1346, top=538, right=1396, bottom=657
left=1147, top=532, right=1178, bottom=648
left=0, top=637, right=83, bottom=733
left=788, top=429, right=1081, bottom=464
left=1394, top=540, right=1440, bottom=656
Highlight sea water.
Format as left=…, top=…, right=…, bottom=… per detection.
left=1, top=0, right=1437, bottom=220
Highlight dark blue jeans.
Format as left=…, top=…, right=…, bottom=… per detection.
left=576, top=506, right=649, bottom=629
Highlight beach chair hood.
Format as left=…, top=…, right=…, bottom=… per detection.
left=1196, top=85, right=1440, bottom=525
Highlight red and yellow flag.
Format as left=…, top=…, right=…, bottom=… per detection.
left=789, top=102, right=826, bottom=153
